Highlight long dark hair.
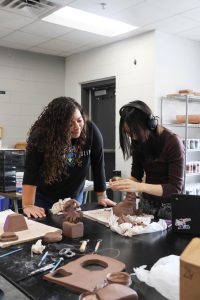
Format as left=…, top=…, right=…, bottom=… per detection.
left=119, top=100, right=161, bottom=160
left=26, top=97, right=87, bottom=184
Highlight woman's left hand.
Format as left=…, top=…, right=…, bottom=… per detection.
left=109, top=178, right=142, bottom=193
left=98, top=198, right=116, bottom=207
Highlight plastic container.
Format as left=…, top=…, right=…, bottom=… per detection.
left=0, top=196, right=10, bottom=211
left=112, top=170, right=122, bottom=203
left=16, top=172, right=24, bottom=194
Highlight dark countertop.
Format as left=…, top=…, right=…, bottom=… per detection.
left=0, top=204, right=194, bottom=300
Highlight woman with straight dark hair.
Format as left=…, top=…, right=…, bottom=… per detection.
left=110, top=100, right=184, bottom=219
left=22, top=96, right=115, bottom=218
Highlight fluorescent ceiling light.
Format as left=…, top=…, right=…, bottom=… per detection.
left=42, top=6, right=138, bottom=37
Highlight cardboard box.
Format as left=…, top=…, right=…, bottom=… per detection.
left=180, top=238, right=200, bottom=300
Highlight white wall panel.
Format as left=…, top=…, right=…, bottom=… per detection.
left=0, top=47, right=65, bottom=147
left=65, top=32, right=156, bottom=177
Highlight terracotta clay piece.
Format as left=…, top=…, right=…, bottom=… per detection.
left=44, top=254, right=125, bottom=293
left=0, top=232, right=18, bottom=242
left=97, top=283, right=138, bottom=300
left=3, top=213, right=28, bottom=232
left=112, top=192, right=136, bottom=217
left=106, top=272, right=132, bottom=286
left=42, top=231, right=63, bottom=243
left=79, top=291, right=99, bottom=300
left=63, top=199, right=83, bottom=223
left=113, top=192, right=143, bottom=218
left=62, top=221, right=84, bottom=238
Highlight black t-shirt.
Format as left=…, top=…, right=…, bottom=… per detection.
left=23, top=121, right=106, bottom=201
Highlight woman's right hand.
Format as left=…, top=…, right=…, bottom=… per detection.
left=23, top=205, right=46, bottom=218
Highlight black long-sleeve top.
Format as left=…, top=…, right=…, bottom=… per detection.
left=131, top=129, right=185, bottom=203
left=23, top=121, right=106, bottom=201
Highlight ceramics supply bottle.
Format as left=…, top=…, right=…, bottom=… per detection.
left=112, top=170, right=122, bottom=203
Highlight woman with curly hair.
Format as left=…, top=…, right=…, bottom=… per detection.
left=22, top=96, right=115, bottom=218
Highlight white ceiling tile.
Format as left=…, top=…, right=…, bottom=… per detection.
left=181, top=7, right=200, bottom=22
left=28, top=47, right=61, bottom=56
left=70, top=0, right=144, bottom=16
left=0, top=9, right=34, bottom=29
left=0, top=0, right=200, bottom=56
left=38, top=39, right=82, bottom=52
left=0, top=26, right=13, bottom=38
left=178, top=26, right=200, bottom=41
left=58, top=30, right=108, bottom=44
left=109, top=1, right=173, bottom=27
left=2, top=31, right=50, bottom=47
left=146, top=0, right=200, bottom=15
left=146, top=15, right=200, bottom=34
left=20, top=20, right=73, bottom=38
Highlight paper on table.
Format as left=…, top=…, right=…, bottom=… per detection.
left=0, top=209, right=62, bottom=248
left=83, top=208, right=167, bottom=237
left=83, top=208, right=112, bottom=227
left=133, top=255, right=179, bottom=300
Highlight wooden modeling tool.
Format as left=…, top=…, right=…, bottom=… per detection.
left=79, top=239, right=89, bottom=253
left=93, top=239, right=102, bottom=254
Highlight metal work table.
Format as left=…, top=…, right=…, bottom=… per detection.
left=0, top=192, right=22, bottom=213
left=0, top=204, right=194, bottom=300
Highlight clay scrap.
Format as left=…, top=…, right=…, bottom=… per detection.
left=0, top=232, right=18, bottom=242
left=97, top=283, right=138, bottom=300
left=43, top=231, right=62, bottom=243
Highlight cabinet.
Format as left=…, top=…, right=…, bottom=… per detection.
left=0, top=149, right=25, bottom=192
left=161, top=95, right=200, bottom=195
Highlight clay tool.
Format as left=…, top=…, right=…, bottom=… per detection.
left=93, top=239, right=102, bottom=254
left=0, top=247, right=23, bottom=258
left=79, top=239, right=90, bottom=253
left=50, top=257, right=64, bottom=273
left=38, top=251, right=49, bottom=266
left=17, top=263, right=55, bottom=282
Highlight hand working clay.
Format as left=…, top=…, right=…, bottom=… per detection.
left=112, top=192, right=143, bottom=218
left=63, top=199, right=83, bottom=224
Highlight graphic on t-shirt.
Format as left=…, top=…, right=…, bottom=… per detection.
left=66, top=147, right=91, bottom=167
left=66, top=147, right=76, bottom=167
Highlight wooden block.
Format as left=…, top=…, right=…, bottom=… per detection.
left=62, top=221, right=83, bottom=238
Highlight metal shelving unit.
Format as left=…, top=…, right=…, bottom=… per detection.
left=161, top=94, right=200, bottom=194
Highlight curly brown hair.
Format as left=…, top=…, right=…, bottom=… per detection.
left=26, top=97, right=87, bottom=184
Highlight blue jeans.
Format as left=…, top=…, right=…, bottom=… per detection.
left=35, top=189, right=84, bottom=209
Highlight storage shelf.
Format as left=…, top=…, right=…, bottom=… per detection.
left=161, top=94, right=200, bottom=193
left=163, top=123, right=200, bottom=128
left=163, top=95, right=200, bottom=102
left=187, top=149, right=200, bottom=152
left=186, top=173, right=200, bottom=177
